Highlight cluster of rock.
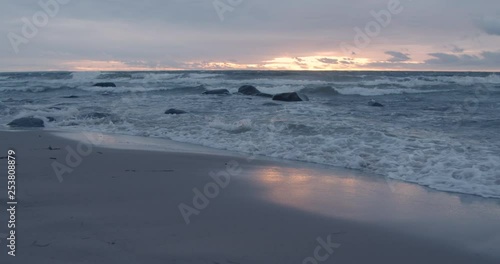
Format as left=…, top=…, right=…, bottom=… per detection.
left=164, top=85, right=311, bottom=115
left=201, top=85, right=310, bottom=102
left=170, top=85, right=384, bottom=114
left=6, top=84, right=384, bottom=127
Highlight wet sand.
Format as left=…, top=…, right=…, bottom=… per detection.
left=0, top=130, right=499, bottom=264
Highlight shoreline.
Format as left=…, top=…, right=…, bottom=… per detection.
left=23, top=128, right=500, bottom=200
left=4, top=127, right=500, bottom=200
left=0, top=130, right=499, bottom=263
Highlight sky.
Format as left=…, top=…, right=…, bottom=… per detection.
left=1, top=0, right=500, bottom=72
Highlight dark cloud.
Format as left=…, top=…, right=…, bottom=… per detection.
left=294, top=57, right=305, bottom=63
left=293, top=57, right=309, bottom=69
left=426, top=53, right=476, bottom=64
left=478, top=16, right=500, bottom=36
left=365, top=50, right=500, bottom=70
left=340, top=58, right=355, bottom=65
left=424, top=51, right=500, bottom=69
left=442, top=44, right=465, bottom=53
left=317, top=58, right=339, bottom=64
left=385, top=51, right=411, bottom=62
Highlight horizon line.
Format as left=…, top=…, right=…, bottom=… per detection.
left=1, top=69, right=499, bottom=74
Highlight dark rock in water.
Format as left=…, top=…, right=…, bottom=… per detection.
left=93, top=82, right=117, bottom=87
left=255, top=93, right=273, bottom=98
left=368, top=100, right=384, bottom=107
left=236, top=86, right=273, bottom=98
left=165, top=109, right=187, bottom=115
left=203, top=89, right=230, bottom=95
left=263, top=102, right=281, bottom=106
left=8, top=117, right=44, bottom=128
left=82, top=112, right=111, bottom=119
left=62, top=95, right=79, bottom=99
left=272, top=92, right=309, bottom=102
left=238, top=85, right=261, bottom=95
left=47, top=117, right=56, bottom=122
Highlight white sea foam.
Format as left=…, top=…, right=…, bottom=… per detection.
left=335, top=86, right=444, bottom=96
left=159, top=113, right=500, bottom=198
left=7, top=71, right=497, bottom=96
left=134, top=72, right=183, bottom=80
left=356, top=74, right=500, bottom=88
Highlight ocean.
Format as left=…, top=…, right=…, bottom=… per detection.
left=1, top=71, right=499, bottom=198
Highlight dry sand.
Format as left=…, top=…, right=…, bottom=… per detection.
left=0, top=130, right=499, bottom=264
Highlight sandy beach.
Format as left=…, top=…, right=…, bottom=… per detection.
left=0, top=130, right=498, bottom=264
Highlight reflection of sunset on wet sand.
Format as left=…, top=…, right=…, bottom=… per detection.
left=252, top=167, right=371, bottom=220
left=248, top=165, right=500, bottom=227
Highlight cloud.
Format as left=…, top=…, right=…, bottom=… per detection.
left=340, top=58, right=355, bottom=65
left=478, top=16, right=500, bottom=36
left=426, top=53, right=476, bottom=64
left=317, top=58, right=339, bottom=64
left=425, top=51, right=500, bottom=68
left=1, top=0, right=500, bottom=71
left=364, top=50, right=500, bottom=71
left=294, top=57, right=305, bottom=63
left=385, top=51, right=411, bottom=62
left=316, top=57, right=356, bottom=66
left=452, top=46, right=465, bottom=53
left=449, top=44, right=465, bottom=53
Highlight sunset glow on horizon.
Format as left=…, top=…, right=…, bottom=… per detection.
left=36, top=53, right=485, bottom=72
